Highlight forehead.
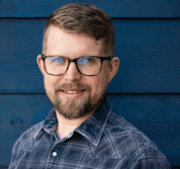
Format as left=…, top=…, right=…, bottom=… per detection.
left=45, top=26, right=104, bottom=56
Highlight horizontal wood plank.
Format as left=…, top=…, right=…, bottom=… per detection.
left=0, top=0, right=180, bottom=18
left=0, top=94, right=180, bottom=166
left=0, top=19, right=180, bottom=93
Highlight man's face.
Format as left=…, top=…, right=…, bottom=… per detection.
left=37, top=26, right=118, bottom=119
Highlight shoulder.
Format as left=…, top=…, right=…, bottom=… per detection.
left=12, top=121, right=44, bottom=153
left=105, top=112, right=152, bottom=145
left=101, top=112, right=166, bottom=159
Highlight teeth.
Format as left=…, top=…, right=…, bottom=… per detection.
left=66, top=91, right=79, bottom=93
left=61, top=90, right=85, bottom=93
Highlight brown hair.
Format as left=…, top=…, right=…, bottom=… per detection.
left=43, top=3, right=115, bottom=55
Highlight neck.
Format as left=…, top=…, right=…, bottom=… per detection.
left=55, top=111, right=94, bottom=139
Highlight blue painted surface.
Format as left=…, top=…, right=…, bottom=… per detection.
left=0, top=0, right=180, bottom=167
left=0, top=0, right=180, bottom=17
left=0, top=19, right=180, bottom=93
left=0, top=94, right=180, bottom=166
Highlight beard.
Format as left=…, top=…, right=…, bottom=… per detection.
left=45, top=82, right=107, bottom=119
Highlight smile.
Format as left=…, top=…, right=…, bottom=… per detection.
left=59, top=89, right=86, bottom=99
left=60, top=89, right=86, bottom=93
left=63, top=90, right=83, bottom=94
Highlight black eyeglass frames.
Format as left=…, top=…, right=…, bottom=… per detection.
left=41, top=54, right=112, bottom=76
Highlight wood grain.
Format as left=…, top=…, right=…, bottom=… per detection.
left=0, top=0, right=180, bottom=18
left=0, top=19, right=180, bottom=93
left=0, top=94, right=179, bottom=166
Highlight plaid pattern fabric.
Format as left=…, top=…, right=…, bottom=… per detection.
left=9, top=96, right=170, bottom=169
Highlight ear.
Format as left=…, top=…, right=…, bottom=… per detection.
left=107, top=56, right=120, bottom=83
left=37, top=54, right=46, bottom=76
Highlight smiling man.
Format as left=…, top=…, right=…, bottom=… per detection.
left=9, top=3, right=170, bottom=169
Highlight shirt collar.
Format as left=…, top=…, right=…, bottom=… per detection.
left=76, top=96, right=112, bottom=146
left=43, top=108, right=58, bottom=132
left=34, top=109, right=58, bottom=139
left=35, top=96, right=111, bottom=146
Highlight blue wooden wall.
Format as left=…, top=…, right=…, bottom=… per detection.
left=0, top=0, right=180, bottom=167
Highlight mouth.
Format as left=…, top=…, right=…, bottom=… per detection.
left=61, top=90, right=85, bottom=94
left=59, top=89, right=86, bottom=99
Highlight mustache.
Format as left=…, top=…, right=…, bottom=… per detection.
left=55, top=83, right=90, bottom=92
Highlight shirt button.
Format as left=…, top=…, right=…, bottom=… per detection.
left=52, top=152, right=57, bottom=157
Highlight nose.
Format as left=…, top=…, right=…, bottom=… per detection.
left=64, top=62, right=81, bottom=81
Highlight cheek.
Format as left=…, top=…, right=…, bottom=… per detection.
left=90, top=74, right=108, bottom=96
left=44, top=76, right=58, bottom=93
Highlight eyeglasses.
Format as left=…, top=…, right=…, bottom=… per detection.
left=41, top=55, right=112, bottom=76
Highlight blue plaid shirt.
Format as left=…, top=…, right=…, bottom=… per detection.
left=9, top=96, right=170, bottom=169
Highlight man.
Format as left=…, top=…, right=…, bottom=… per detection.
left=9, top=3, right=170, bottom=169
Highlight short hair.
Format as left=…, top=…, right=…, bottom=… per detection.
left=43, top=3, right=115, bottom=56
